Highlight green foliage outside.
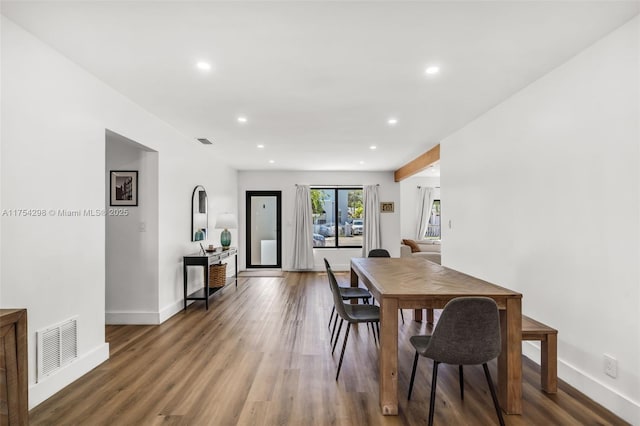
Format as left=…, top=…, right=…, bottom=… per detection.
left=348, top=190, right=363, bottom=219
left=310, top=188, right=363, bottom=221
left=310, top=189, right=327, bottom=216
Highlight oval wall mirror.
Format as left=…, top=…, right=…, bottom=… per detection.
left=191, top=185, right=208, bottom=241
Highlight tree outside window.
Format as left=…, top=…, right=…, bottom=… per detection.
left=311, top=188, right=363, bottom=248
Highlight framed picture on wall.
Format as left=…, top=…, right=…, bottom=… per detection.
left=380, top=202, right=394, bottom=213
left=110, top=170, right=138, bottom=206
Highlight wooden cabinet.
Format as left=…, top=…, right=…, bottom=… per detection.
left=0, top=309, right=28, bottom=426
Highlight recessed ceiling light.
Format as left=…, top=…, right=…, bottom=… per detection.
left=425, top=65, right=440, bottom=75
left=237, top=116, right=248, bottom=124
left=196, top=61, right=212, bottom=71
left=257, top=144, right=265, bottom=149
left=370, top=145, right=377, bottom=150
left=359, top=161, right=365, bottom=165
left=387, top=118, right=398, bottom=126
left=269, top=160, right=275, bottom=164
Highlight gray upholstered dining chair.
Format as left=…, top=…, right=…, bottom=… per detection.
left=323, top=258, right=372, bottom=347
left=366, top=249, right=404, bottom=324
left=407, top=297, right=505, bottom=426
left=367, top=248, right=391, bottom=258
left=324, top=259, right=380, bottom=380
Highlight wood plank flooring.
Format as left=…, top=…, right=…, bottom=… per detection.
left=30, top=272, right=627, bottom=425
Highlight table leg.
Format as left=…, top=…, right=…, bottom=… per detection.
left=426, top=308, right=434, bottom=324
left=350, top=268, right=360, bottom=305
left=183, top=264, right=188, bottom=311
left=204, top=264, right=210, bottom=311
left=235, top=253, right=238, bottom=288
left=498, top=297, right=522, bottom=414
left=541, top=334, right=557, bottom=393
left=413, top=309, right=423, bottom=322
left=379, top=297, right=399, bottom=415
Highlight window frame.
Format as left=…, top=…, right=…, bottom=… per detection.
left=425, top=199, right=441, bottom=240
left=311, top=187, right=363, bottom=249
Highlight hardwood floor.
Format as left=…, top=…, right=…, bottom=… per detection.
left=30, top=273, right=627, bottom=425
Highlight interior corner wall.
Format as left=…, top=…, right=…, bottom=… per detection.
left=399, top=176, right=440, bottom=241
left=238, top=171, right=401, bottom=271
left=440, top=17, right=639, bottom=423
left=0, top=16, right=237, bottom=408
left=105, top=132, right=159, bottom=324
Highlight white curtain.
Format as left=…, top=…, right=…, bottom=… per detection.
left=362, top=185, right=381, bottom=257
left=291, top=185, right=315, bottom=269
left=416, top=187, right=435, bottom=240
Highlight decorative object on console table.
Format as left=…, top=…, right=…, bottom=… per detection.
left=215, top=213, right=237, bottom=250
left=110, top=170, right=138, bottom=206
left=209, top=263, right=227, bottom=287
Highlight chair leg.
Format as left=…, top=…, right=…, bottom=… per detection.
left=482, top=363, right=505, bottom=426
left=336, top=323, right=351, bottom=381
left=332, top=319, right=344, bottom=355
left=459, top=365, right=464, bottom=400
left=371, top=322, right=378, bottom=346
left=400, top=309, right=405, bottom=324
left=328, top=306, right=335, bottom=329
left=375, top=323, right=380, bottom=344
left=363, top=297, right=369, bottom=304
left=330, top=315, right=339, bottom=345
left=408, top=351, right=419, bottom=400
left=428, top=361, right=440, bottom=426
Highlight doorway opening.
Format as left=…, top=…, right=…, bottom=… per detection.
left=246, top=191, right=282, bottom=269
left=105, top=129, right=159, bottom=325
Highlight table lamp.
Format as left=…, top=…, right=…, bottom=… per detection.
left=215, top=213, right=237, bottom=250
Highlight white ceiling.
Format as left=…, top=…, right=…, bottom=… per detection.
left=2, top=1, right=638, bottom=172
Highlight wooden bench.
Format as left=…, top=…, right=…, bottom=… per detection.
left=522, top=315, right=558, bottom=393
left=420, top=309, right=558, bottom=393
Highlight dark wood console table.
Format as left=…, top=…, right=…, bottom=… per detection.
left=183, top=248, right=238, bottom=310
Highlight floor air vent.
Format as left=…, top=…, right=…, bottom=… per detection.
left=37, top=317, right=78, bottom=382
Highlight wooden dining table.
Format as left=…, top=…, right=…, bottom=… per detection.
left=350, top=257, right=523, bottom=416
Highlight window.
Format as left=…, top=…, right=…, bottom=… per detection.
left=425, top=200, right=441, bottom=239
left=311, top=188, right=363, bottom=248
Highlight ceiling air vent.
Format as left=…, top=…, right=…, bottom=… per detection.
left=36, top=317, right=78, bottom=382
left=197, top=138, right=213, bottom=145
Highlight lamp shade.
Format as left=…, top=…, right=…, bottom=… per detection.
left=215, top=213, right=237, bottom=230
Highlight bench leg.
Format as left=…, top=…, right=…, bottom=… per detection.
left=541, top=334, right=557, bottom=393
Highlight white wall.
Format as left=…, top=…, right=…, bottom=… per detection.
left=238, top=171, right=401, bottom=271
left=105, top=131, right=159, bottom=324
left=399, top=176, right=440, bottom=240
left=0, top=17, right=237, bottom=408
left=441, top=17, right=639, bottom=423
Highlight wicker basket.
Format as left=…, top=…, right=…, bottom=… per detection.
left=209, top=263, right=227, bottom=288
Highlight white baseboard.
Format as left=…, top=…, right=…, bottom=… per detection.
left=320, top=263, right=351, bottom=272
left=284, top=264, right=351, bottom=272
left=159, top=299, right=187, bottom=323
left=29, top=342, right=109, bottom=409
left=106, top=300, right=191, bottom=325
left=523, top=342, right=640, bottom=424
left=105, top=311, right=159, bottom=325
